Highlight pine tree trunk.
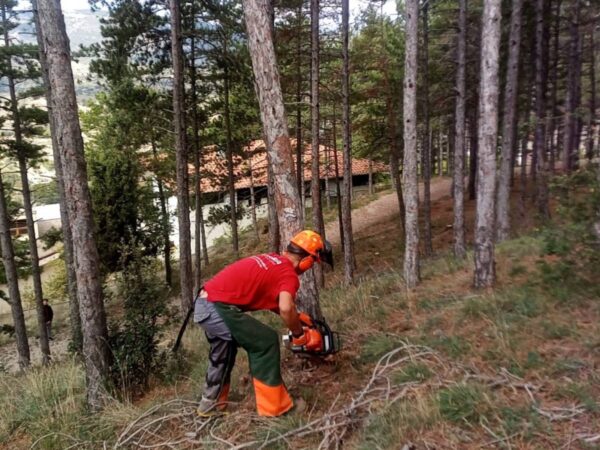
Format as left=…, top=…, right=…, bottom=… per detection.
left=37, top=0, right=110, bottom=410
left=495, top=0, right=522, bottom=242
left=474, top=0, right=502, bottom=289
left=310, top=0, right=324, bottom=287
left=248, top=155, right=259, bottom=241
left=341, top=0, right=355, bottom=285
left=324, top=144, right=331, bottom=208
left=586, top=27, right=596, bottom=161
left=18, top=158, right=51, bottom=363
left=242, top=0, right=322, bottom=320
left=295, top=3, right=304, bottom=215
left=266, top=149, right=281, bottom=253
left=563, top=0, right=581, bottom=172
left=453, top=0, right=467, bottom=258
left=189, top=33, right=202, bottom=289
left=533, top=0, right=551, bottom=218
left=152, top=140, right=172, bottom=287
left=169, top=0, right=193, bottom=312
left=386, top=86, right=406, bottom=232
left=402, top=0, right=420, bottom=288
left=438, top=130, right=443, bottom=176
left=1, top=4, right=51, bottom=364
left=332, top=105, right=344, bottom=248
left=468, top=111, right=478, bottom=200
left=368, top=160, right=373, bottom=194
left=0, top=173, right=30, bottom=370
left=224, top=62, right=239, bottom=259
left=547, top=0, right=561, bottom=173
left=32, top=0, right=81, bottom=353
left=421, top=2, right=433, bottom=257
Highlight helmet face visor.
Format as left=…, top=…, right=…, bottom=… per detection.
left=318, top=240, right=334, bottom=269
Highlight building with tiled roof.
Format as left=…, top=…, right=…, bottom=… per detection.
left=191, top=139, right=388, bottom=198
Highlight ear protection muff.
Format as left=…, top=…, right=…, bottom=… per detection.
left=298, top=255, right=315, bottom=273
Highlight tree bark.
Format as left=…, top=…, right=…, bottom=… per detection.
left=438, top=130, right=443, bottom=176
left=563, top=0, right=581, bottom=172
left=248, top=154, right=259, bottom=241
left=341, top=0, right=355, bottom=285
left=547, top=0, right=561, bottom=173
left=224, top=62, right=239, bottom=259
left=310, top=0, right=324, bottom=287
left=295, top=3, right=304, bottom=216
left=474, top=0, right=502, bottom=289
left=169, top=0, right=193, bottom=312
left=421, top=1, right=433, bottom=257
left=495, top=0, right=522, bottom=242
left=533, top=0, right=551, bottom=219
left=1, top=3, right=50, bottom=364
left=152, top=140, right=172, bottom=287
left=332, top=104, right=344, bottom=248
left=189, top=32, right=201, bottom=290
left=0, top=173, right=30, bottom=370
left=324, top=143, right=331, bottom=208
left=37, top=0, right=110, bottom=410
left=468, top=111, right=478, bottom=200
left=32, top=0, right=81, bottom=353
left=266, top=149, right=281, bottom=253
left=386, top=83, right=406, bottom=232
left=402, top=0, right=420, bottom=288
left=242, top=0, right=322, bottom=320
left=453, top=0, right=467, bottom=258
left=586, top=26, right=596, bottom=161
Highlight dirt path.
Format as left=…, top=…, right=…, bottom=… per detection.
left=325, top=177, right=453, bottom=246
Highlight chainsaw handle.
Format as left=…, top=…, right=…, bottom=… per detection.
left=298, top=312, right=314, bottom=327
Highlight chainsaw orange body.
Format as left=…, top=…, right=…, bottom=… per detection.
left=283, top=313, right=341, bottom=356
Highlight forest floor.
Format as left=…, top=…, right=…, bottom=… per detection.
left=1, top=172, right=599, bottom=449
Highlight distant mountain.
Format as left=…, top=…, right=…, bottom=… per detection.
left=17, top=8, right=104, bottom=51
left=9, top=8, right=106, bottom=102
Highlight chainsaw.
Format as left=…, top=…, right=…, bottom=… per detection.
left=282, top=312, right=341, bottom=356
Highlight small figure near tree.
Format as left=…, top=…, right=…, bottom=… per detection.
left=42, top=299, right=54, bottom=341
left=194, top=230, right=333, bottom=417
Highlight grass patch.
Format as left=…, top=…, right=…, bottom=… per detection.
left=498, top=406, right=546, bottom=440
left=359, top=334, right=405, bottom=363
left=357, top=395, right=439, bottom=449
left=392, top=362, right=433, bottom=384
left=421, top=334, right=470, bottom=359
left=541, top=320, right=575, bottom=340
left=438, top=383, right=490, bottom=424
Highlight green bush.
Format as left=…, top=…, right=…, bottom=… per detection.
left=108, top=252, right=168, bottom=395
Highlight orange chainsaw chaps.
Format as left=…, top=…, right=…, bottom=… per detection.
left=217, top=384, right=230, bottom=411
left=252, top=378, right=293, bottom=417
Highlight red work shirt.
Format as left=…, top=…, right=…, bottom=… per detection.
left=204, top=253, right=300, bottom=313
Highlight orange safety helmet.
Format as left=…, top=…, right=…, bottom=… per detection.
left=288, top=230, right=333, bottom=273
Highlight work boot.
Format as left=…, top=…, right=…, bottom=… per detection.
left=196, top=397, right=219, bottom=417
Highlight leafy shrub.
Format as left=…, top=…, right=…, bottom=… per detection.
left=108, top=251, right=168, bottom=395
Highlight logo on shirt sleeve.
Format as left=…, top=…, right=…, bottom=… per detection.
left=251, top=256, right=268, bottom=270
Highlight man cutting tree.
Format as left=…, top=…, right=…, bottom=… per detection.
left=194, top=230, right=333, bottom=417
